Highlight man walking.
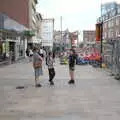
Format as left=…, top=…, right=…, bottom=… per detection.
left=68, top=49, right=77, bottom=84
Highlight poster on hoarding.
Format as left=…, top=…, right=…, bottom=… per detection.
left=41, top=19, right=54, bottom=47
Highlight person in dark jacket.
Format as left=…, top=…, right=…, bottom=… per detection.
left=68, top=49, right=77, bottom=84
left=26, top=48, right=30, bottom=57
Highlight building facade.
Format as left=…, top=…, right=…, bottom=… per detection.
left=53, top=30, right=71, bottom=52
left=97, top=2, right=120, bottom=72
left=83, top=30, right=96, bottom=45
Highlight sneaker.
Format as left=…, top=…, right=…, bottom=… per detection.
left=68, top=80, right=75, bottom=84
left=35, top=84, right=42, bottom=87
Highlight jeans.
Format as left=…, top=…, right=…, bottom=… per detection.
left=48, top=68, right=55, bottom=81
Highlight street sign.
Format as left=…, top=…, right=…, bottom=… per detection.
left=41, top=19, right=54, bottom=47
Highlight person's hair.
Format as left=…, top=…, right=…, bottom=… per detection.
left=33, top=47, right=38, bottom=52
left=48, top=51, right=52, bottom=56
left=70, top=49, right=75, bottom=54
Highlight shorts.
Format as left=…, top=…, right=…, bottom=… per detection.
left=34, top=67, right=43, bottom=77
left=69, top=66, right=75, bottom=71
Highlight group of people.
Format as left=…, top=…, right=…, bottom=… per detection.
left=32, top=47, right=77, bottom=87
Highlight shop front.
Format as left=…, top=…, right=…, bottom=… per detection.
left=0, top=13, right=28, bottom=64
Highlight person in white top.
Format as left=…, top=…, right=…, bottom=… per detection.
left=29, top=49, right=33, bottom=62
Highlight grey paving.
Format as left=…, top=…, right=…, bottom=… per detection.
left=0, top=60, right=120, bottom=120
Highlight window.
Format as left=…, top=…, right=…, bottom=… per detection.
left=104, top=22, right=107, bottom=29
left=84, top=38, right=88, bottom=42
left=108, top=31, right=110, bottom=38
left=32, top=4, right=36, bottom=13
left=32, top=16, right=36, bottom=24
left=108, top=21, right=110, bottom=28
left=111, top=20, right=114, bottom=27
left=117, top=7, right=120, bottom=14
left=108, top=30, right=114, bottom=38
left=116, top=29, right=120, bottom=37
left=111, top=30, right=114, bottom=38
left=103, top=32, right=107, bottom=39
left=116, top=18, right=119, bottom=26
left=108, top=20, right=114, bottom=28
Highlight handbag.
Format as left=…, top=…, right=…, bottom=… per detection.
left=34, top=61, right=42, bottom=68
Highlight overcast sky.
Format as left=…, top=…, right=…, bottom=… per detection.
left=37, top=0, right=120, bottom=32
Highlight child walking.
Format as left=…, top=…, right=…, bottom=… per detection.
left=46, top=52, right=55, bottom=85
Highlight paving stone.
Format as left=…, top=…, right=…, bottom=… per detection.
left=0, top=60, right=120, bottom=119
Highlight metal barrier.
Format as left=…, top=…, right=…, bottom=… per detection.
left=103, top=40, right=120, bottom=79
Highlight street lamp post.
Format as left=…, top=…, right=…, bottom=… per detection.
left=60, top=16, right=63, bottom=52
left=100, top=1, right=103, bottom=68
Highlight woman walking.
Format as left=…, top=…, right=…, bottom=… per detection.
left=46, top=52, right=55, bottom=85
left=33, top=47, right=43, bottom=87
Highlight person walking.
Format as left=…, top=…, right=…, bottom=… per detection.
left=46, top=52, right=55, bottom=85
left=53, top=51, right=56, bottom=62
left=33, top=47, right=43, bottom=87
left=68, top=49, right=77, bottom=84
left=29, top=48, right=33, bottom=62
left=26, top=48, right=30, bottom=57
left=26, top=48, right=30, bottom=62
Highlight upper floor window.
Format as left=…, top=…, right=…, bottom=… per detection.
left=116, top=18, right=119, bottom=26
left=103, top=32, right=107, bottom=39
left=104, top=22, right=107, bottom=29
left=32, top=4, right=36, bottom=13
left=115, top=29, right=119, bottom=37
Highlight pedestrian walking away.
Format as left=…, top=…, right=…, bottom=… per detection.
left=26, top=48, right=30, bottom=57
left=26, top=48, right=30, bottom=62
left=46, top=52, right=55, bottom=85
left=68, top=49, right=77, bottom=84
left=52, top=51, right=56, bottom=62
left=33, top=47, right=43, bottom=87
left=29, top=48, right=33, bottom=62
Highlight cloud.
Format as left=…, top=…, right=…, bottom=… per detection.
left=37, top=0, right=119, bottom=31
left=37, top=0, right=100, bottom=16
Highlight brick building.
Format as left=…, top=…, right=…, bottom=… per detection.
left=0, top=0, right=38, bottom=29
